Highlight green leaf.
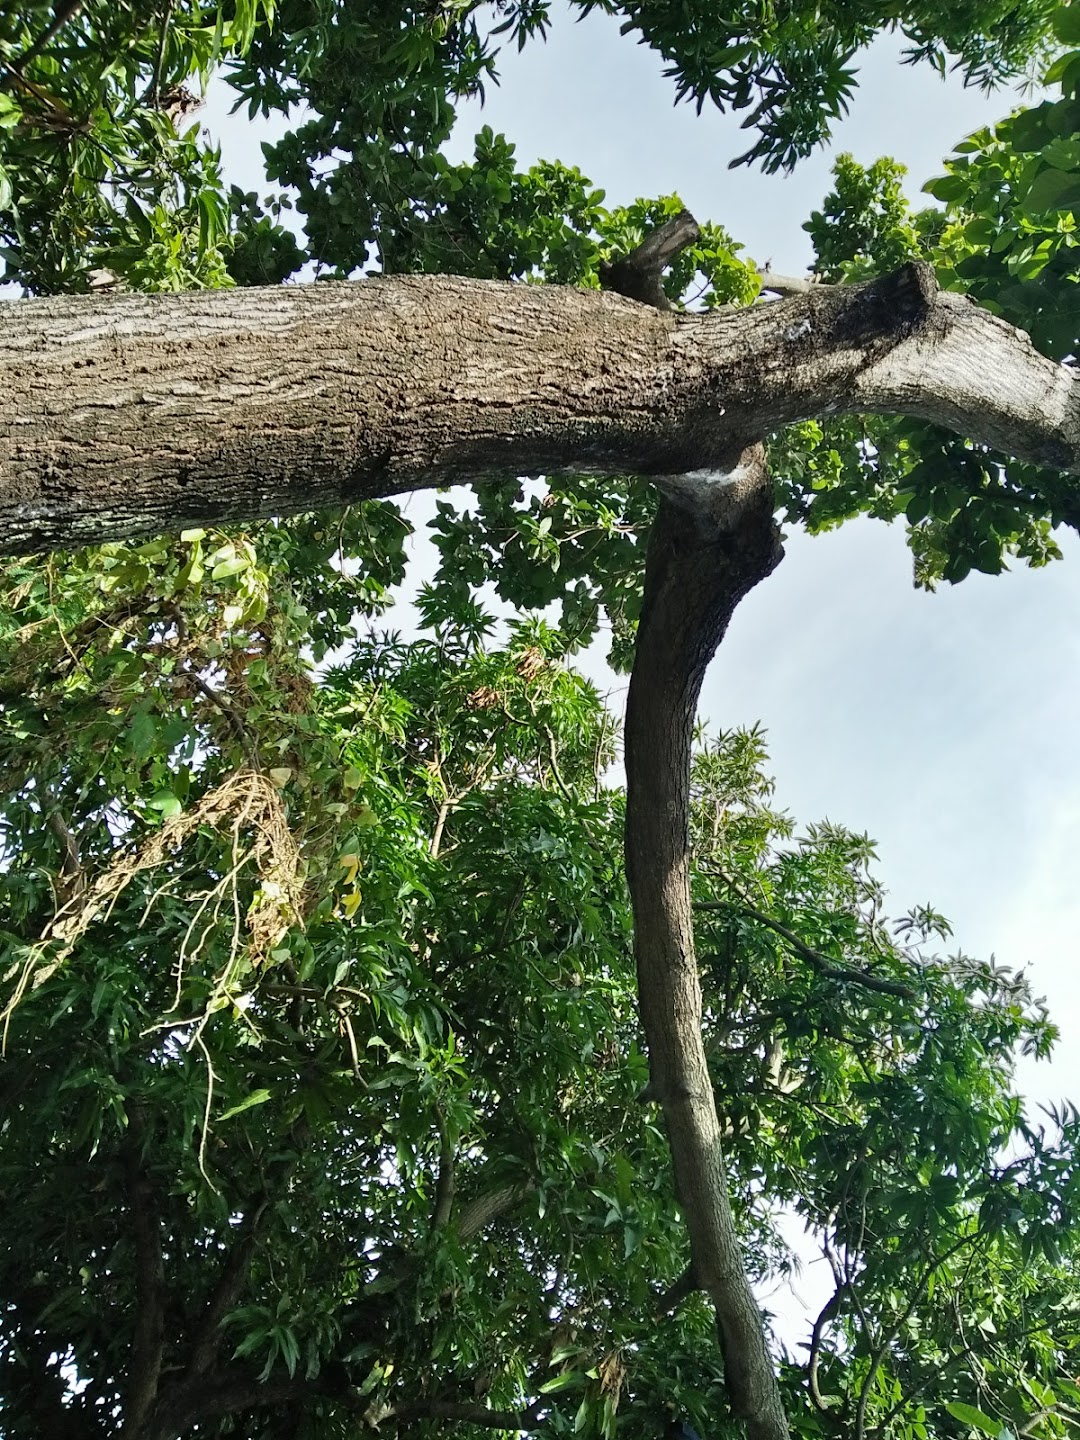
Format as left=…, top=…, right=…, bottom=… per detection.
left=539, top=1371, right=586, bottom=1394
left=945, top=1403, right=1003, bottom=1436
left=146, top=791, right=183, bottom=818
left=1052, top=6, right=1080, bottom=44
left=1022, top=166, right=1080, bottom=214
left=217, top=1088, right=274, bottom=1123
left=211, top=556, right=250, bottom=579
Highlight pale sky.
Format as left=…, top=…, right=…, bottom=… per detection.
left=202, top=4, right=1079, bottom=1119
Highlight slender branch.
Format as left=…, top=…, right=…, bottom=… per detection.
left=625, top=457, right=790, bottom=1440
left=185, top=1192, right=271, bottom=1379
left=121, top=1103, right=167, bottom=1439
left=698, top=874, right=916, bottom=999
left=0, top=58, right=71, bottom=118
left=43, top=796, right=85, bottom=911
left=807, top=1284, right=846, bottom=1414
left=149, top=0, right=174, bottom=106
left=853, top=1231, right=981, bottom=1440
left=430, top=1105, right=456, bottom=1232
left=188, top=673, right=260, bottom=767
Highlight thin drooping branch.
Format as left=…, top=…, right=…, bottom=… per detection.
left=4, top=262, right=1080, bottom=553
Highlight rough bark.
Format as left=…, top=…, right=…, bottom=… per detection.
left=3, top=264, right=1080, bottom=553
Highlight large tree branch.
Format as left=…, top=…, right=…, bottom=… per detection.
left=456, top=1181, right=534, bottom=1242
left=3, top=264, right=1079, bottom=553
left=144, top=1368, right=312, bottom=1440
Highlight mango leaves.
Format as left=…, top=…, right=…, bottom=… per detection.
left=1, top=527, right=1078, bottom=1436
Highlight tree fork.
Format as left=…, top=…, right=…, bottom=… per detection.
left=602, top=222, right=789, bottom=1440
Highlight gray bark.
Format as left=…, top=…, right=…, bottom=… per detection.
left=2, top=263, right=1079, bottom=553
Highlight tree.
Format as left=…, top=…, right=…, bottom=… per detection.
left=2, top=3, right=1080, bottom=1439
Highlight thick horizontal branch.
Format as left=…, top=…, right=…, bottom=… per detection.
left=456, top=1181, right=534, bottom=1242
left=3, top=264, right=1079, bottom=553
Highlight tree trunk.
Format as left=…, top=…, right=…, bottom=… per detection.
left=3, top=265, right=1078, bottom=554
left=625, top=450, right=789, bottom=1440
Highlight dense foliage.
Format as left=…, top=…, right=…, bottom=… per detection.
left=2, top=537, right=1078, bottom=1438
left=3, top=0, right=1080, bottom=1437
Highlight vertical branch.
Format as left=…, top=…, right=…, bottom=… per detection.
left=121, top=1103, right=167, bottom=1439
left=605, top=204, right=791, bottom=1440
left=185, top=1193, right=271, bottom=1380
left=430, top=1106, right=456, bottom=1233
left=624, top=472, right=787, bottom=1440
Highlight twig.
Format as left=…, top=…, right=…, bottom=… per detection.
left=8, top=0, right=87, bottom=74
left=189, top=673, right=260, bottom=768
